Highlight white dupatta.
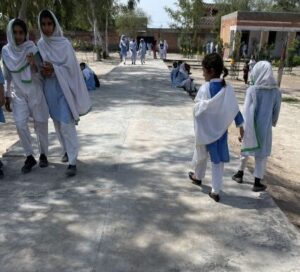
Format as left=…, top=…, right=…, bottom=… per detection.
left=241, top=61, right=278, bottom=153
left=2, top=19, right=38, bottom=83
left=37, top=10, right=91, bottom=122
left=192, top=81, right=240, bottom=167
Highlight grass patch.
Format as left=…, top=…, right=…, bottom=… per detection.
left=282, top=97, right=300, bottom=103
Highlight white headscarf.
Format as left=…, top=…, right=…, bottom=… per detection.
left=179, top=63, right=188, bottom=77
left=250, top=61, right=277, bottom=89
left=37, top=10, right=91, bottom=121
left=2, top=19, right=38, bottom=83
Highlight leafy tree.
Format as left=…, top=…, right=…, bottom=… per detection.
left=115, top=8, right=148, bottom=38
left=165, top=0, right=204, bottom=56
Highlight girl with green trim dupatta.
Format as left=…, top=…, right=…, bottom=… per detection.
left=1, top=19, right=49, bottom=174
left=232, top=61, right=281, bottom=192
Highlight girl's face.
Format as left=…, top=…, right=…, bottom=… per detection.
left=13, top=25, right=26, bottom=46
left=41, top=17, right=55, bottom=37
left=203, top=67, right=215, bottom=82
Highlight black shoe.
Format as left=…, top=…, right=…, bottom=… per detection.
left=209, top=192, right=220, bottom=202
left=61, top=153, right=68, bottom=163
left=66, top=165, right=77, bottom=177
left=39, top=154, right=48, bottom=168
left=252, top=183, right=267, bottom=192
left=21, top=155, right=37, bottom=174
left=0, top=169, right=3, bottom=179
left=232, top=170, right=244, bottom=183
left=188, top=171, right=202, bottom=186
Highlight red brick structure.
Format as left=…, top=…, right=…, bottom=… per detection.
left=221, top=11, right=300, bottom=58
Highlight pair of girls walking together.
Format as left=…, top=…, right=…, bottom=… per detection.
left=1, top=10, right=91, bottom=176
left=189, top=53, right=281, bottom=202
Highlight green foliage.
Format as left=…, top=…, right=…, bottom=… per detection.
left=72, top=39, right=94, bottom=51
left=115, top=9, right=148, bottom=37
left=286, top=40, right=300, bottom=67
left=165, top=0, right=204, bottom=57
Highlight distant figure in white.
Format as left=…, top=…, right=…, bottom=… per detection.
left=159, top=40, right=164, bottom=59
left=139, top=38, right=147, bottom=65
left=163, top=40, right=168, bottom=60
left=119, top=35, right=128, bottom=65
left=129, top=38, right=137, bottom=65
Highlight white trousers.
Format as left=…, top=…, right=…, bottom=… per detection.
left=53, top=120, right=78, bottom=165
left=238, top=155, right=268, bottom=179
left=180, top=78, right=195, bottom=92
left=16, top=120, right=48, bottom=157
left=195, top=158, right=224, bottom=194
left=131, top=52, right=137, bottom=63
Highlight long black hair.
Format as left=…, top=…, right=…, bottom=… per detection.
left=39, top=9, right=56, bottom=27
left=202, top=53, right=228, bottom=86
left=12, top=18, right=28, bottom=39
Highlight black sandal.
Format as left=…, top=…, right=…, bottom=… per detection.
left=188, top=172, right=202, bottom=186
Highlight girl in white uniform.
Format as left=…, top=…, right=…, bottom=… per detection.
left=37, top=10, right=91, bottom=177
left=2, top=19, right=49, bottom=174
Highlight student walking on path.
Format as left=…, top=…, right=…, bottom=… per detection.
left=232, top=61, right=281, bottom=192
left=2, top=18, right=49, bottom=174
left=189, top=53, right=244, bottom=202
left=37, top=9, right=91, bottom=177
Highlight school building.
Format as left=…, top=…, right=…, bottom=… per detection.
left=220, top=11, right=300, bottom=59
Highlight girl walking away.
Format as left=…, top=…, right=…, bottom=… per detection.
left=2, top=19, right=49, bottom=174
left=189, top=53, right=244, bottom=202
left=129, top=39, right=137, bottom=65
left=139, top=38, right=147, bottom=65
left=37, top=10, right=91, bottom=177
left=232, top=61, right=281, bottom=192
left=119, top=35, right=127, bottom=65
left=0, top=66, right=5, bottom=179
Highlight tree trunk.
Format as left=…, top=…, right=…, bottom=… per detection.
left=277, top=37, right=288, bottom=87
left=88, top=0, right=103, bottom=61
left=18, top=0, right=28, bottom=21
left=105, top=11, right=109, bottom=58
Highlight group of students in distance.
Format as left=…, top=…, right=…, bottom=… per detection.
left=0, top=10, right=92, bottom=179
left=119, top=36, right=169, bottom=65
left=187, top=53, right=281, bottom=202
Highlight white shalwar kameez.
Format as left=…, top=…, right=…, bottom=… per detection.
left=37, top=10, right=91, bottom=166
left=2, top=19, right=49, bottom=157
left=163, top=40, right=168, bottom=60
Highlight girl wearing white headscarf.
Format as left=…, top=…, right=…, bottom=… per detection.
left=119, top=35, right=127, bottom=65
left=138, top=38, right=147, bottom=65
left=163, top=40, right=168, bottom=60
left=173, top=63, right=196, bottom=93
left=37, top=10, right=91, bottom=177
left=232, top=61, right=281, bottom=192
left=1, top=18, right=49, bottom=174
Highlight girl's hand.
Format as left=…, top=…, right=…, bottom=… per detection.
left=42, top=62, right=54, bottom=77
left=27, top=53, right=35, bottom=66
left=27, top=53, right=38, bottom=72
left=238, top=127, right=244, bottom=142
left=5, top=97, right=12, bottom=112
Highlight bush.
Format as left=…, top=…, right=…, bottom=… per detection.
left=72, top=39, right=93, bottom=51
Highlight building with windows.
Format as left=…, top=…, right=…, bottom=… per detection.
left=220, top=11, right=300, bottom=59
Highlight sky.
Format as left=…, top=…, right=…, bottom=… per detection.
left=119, top=0, right=214, bottom=28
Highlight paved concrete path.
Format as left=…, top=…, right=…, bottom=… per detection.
left=1, top=59, right=300, bottom=272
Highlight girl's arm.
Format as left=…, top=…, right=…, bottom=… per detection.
left=0, top=67, right=4, bottom=106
